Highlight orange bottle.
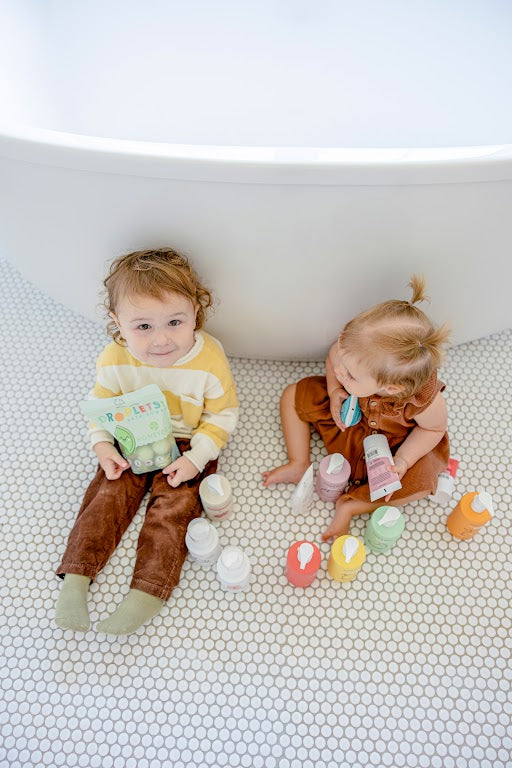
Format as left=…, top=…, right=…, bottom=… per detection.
left=446, top=491, right=493, bottom=540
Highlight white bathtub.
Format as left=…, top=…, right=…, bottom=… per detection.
left=1, top=0, right=512, bottom=359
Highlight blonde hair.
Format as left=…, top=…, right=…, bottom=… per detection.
left=338, top=275, right=450, bottom=397
left=103, top=248, right=213, bottom=343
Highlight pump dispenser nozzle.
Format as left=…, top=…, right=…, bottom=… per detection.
left=471, top=492, right=493, bottom=516
left=342, top=537, right=359, bottom=564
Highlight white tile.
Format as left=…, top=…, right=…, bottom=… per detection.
left=1, top=258, right=511, bottom=768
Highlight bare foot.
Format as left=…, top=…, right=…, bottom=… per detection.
left=322, top=503, right=352, bottom=541
left=322, top=497, right=377, bottom=541
left=262, top=461, right=309, bottom=487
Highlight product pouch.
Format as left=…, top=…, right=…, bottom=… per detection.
left=80, top=384, right=180, bottom=474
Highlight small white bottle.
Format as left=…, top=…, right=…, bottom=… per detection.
left=430, top=457, right=459, bottom=504
left=199, top=474, right=234, bottom=521
left=185, top=518, right=222, bottom=566
left=216, top=546, right=251, bottom=592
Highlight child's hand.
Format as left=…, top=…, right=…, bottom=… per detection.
left=94, top=441, right=130, bottom=480
left=384, top=456, right=408, bottom=501
left=388, top=456, right=408, bottom=479
left=329, top=387, right=347, bottom=431
left=162, top=456, right=199, bottom=487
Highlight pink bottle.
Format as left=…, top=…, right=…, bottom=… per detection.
left=315, top=453, right=351, bottom=502
left=286, top=541, right=322, bottom=587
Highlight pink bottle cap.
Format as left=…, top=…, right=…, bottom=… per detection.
left=286, top=541, right=322, bottom=587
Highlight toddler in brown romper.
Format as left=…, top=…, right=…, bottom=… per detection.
left=263, top=275, right=450, bottom=540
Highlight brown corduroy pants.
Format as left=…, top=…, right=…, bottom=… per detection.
left=57, top=440, right=217, bottom=601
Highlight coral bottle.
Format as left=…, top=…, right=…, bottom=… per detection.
left=286, top=541, right=322, bottom=587
left=446, top=491, right=493, bottom=540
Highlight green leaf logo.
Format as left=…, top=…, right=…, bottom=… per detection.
left=115, top=426, right=136, bottom=455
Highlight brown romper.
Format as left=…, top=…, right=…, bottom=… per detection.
left=295, top=372, right=449, bottom=504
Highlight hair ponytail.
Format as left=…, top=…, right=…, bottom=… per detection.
left=338, top=274, right=450, bottom=397
left=416, top=323, right=451, bottom=369
left=408, top=274, right=429, bottom=305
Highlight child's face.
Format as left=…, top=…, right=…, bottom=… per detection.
left=111, top=291, right=198, bottom=367
left=334, top=348, right=401, bottom=398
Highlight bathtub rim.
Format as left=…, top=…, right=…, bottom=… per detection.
left=1, top=123, right=512, bottom=185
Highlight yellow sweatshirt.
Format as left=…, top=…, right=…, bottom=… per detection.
left=88, top=331, right=238, bottom=472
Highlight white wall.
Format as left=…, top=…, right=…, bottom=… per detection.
left=0, top=0, right=55, bottom=125
left=3, top=0, right=512, bottom=147
left=1, top=151, right=511, bottom=359
left=1, top=1, right=511, bottom=359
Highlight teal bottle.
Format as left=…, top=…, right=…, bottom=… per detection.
left=364, top=505, right=405, bottom=553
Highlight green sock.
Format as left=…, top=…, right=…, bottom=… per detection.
left=96, top=589, right=163, bottom=636
left=55, top=574, right=91, bottom=632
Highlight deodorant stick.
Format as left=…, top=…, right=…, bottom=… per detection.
left=315, top=453, right=351, bottom=502
left=185, top=518, right=221, bottom=566
left=340, top=394, right=362, bottom=427
left=199, top=474, right=233, bottom=521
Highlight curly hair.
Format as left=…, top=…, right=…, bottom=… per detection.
left=102, top=248, right=213, bottom=343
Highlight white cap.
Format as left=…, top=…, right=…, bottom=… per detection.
left=185, top=518, right=219, bottom=555
left=430, top=474, right=455, bottom=504
left=200, top=474, right=232, bottom=509
left=297, top=542, right=314, bottom=570
left=216, top=546, right=251, bottom=583
left=207, top=474, right=224, bottom=495
left=470, top=492, right=494, bottom=516
left=342, top=536, right=359, bottom=564
left=327, top=453, right=345, bottom=475
left=377, top=506, right=401, bottom=527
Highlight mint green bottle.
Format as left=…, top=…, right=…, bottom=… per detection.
left=364, top=506, right=405, bottom=553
